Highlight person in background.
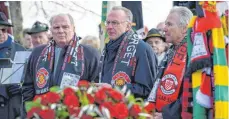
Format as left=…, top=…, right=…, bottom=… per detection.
left=156, top=21, right=166, bottom=31
left=21, top=28, right=33, bottom=49
left=80, top=35, right=100, bottom=50
left=156, top=21, right=172, bottom=48
left=0, top=12, right=25, bottom=119
left=22, top=13, right=100, bottom=117
left=27, top=21, right=49, bottom=47
left=144, top=28, right=168, bottom=65
left=98, top=6, right=158, bottom=99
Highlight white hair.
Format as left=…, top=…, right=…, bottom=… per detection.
left=170, top=6, right=193, bottom=27
left=111, top=6, right=133, bottom=22
left=80, top=35, right=100, bottom=49
left=49, top=13, right=74, bottom=25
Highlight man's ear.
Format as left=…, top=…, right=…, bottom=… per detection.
left=126, top=22, right=132, bottom=30
left=182, top=25, right=188, bottom=34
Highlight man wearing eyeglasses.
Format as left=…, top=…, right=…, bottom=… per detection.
left=27, top=21, right=50, bottom=48
left=98, top=6, right=158, bottom=99
left=0, top=12, right=26, bottom=119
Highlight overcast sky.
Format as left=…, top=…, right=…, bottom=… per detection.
left=21, top=1, right=173, bottom=38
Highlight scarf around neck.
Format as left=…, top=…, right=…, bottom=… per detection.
left=155, top=38, right=187, bottom=111
left=99, top=30, right=140, bottom=87
left=35, top=35, right=84, bottom=94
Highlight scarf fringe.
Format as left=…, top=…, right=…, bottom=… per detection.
left=185, top=58, right=212, bottom=77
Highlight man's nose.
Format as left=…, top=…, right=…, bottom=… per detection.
left=163, top=26, right=168, bottom=32
left=106, top=23, right=113, bottom=29
left=152, top=42, right=156, bottom=47
left=58, top=27, right=64, bottom=32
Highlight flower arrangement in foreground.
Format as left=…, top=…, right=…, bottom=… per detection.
left=26, top=80, right=155, bottom=119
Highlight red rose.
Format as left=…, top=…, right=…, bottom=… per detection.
left=129, top=104, right=141, bottom=117
left=81, top=114, right=93, bottom=119
left=107, top=89, right=123, bottom=101
left=77, top=80, right=89, bottom=88
left=100, top=87, right=112, bottom=92
left=39, top=109, right=55, bottom=119
left=63, top=87, right=75, bottom=96
left=33, top=92, right=61, bottom=105
left=68, top=107, right=80, bottom=117
left=87, top=94, right=94, bottom=104
left=33, top=95, right=42, bottom=101
left=27, top=107, right=42, bottom=118
left=64, top=95, right=79, bottom=108
left=40, top=95, right=49, bottom=105
left=95, top=88, right=107, bottom=104
left=114, top=103, right=129, bottom=119
left=100, top=101, right=117, bottom=118
left=45, top=92, right=61, bottom=104
left=144, top=102, right=155, bottom=113
left=33, top=94, right=48, bottom=105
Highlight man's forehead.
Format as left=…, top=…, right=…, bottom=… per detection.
left=167, top=13, right=179, bottom=20
left=52, top=15, right=70, bottom=23
left=51, top=22, right=71, bottom=28
left=165, top=13, right=179, bottom=23
left=107, top=10, right=126, bottom=20
left=149, top=37, right=163, bottom=41
left=51, top=21, right=71, bottom=27
left=31, top=31, right=46, bottom=36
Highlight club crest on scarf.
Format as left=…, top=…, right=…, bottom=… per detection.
left=160, top=74, right=178, bottom=95
left=111, top=71, right=131, bottom=86
left=99, top=30, right=139, bottom=84
left=36, top=68, right=49, bottom=88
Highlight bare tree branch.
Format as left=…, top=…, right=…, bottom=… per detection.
left=34, top=1, right=40, bottom=16
left=49, top=1, right=83, bottom=13
left=47, top=1, right=86, bottom=22
left=71, top=1, right=100, bottom=17
left=24, top=2, right=34, bottom=15
left=40, top=1, right=48, bottom=19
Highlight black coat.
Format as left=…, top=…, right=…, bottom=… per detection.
left=0, top=37, right=26, bottom=119
left=101, top=33, right=158, bottom=99
left=22, top=43, right=100, bottom=101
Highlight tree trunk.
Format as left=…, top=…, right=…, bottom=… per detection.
left=9, top=1, right=23, bottom=43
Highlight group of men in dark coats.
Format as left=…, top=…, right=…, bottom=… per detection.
left=0, top=5, right=194, bottom=119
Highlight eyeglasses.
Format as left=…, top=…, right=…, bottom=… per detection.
left=0, top=28, right=7, bottom=33
left=105, top=20, right=127, bottom=27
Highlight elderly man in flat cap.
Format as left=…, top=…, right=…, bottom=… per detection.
left=27, top=21, right=50, bottom=48
left=0, top=12, right=25, bottom=119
